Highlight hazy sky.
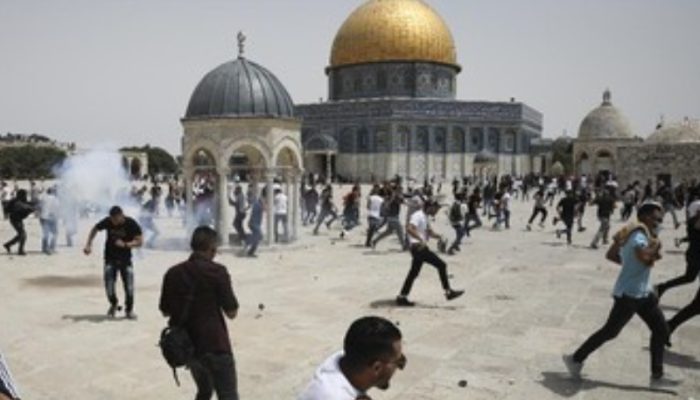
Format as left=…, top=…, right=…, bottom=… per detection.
left=1, top=0, right=699, bottom=155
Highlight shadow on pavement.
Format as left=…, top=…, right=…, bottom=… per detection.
left=62, top=314, right=118, bottom=323
left=538, top=372, right=677, bottom=397
left=23, top=274, right=101, bottom=289
left=369, top=298, right=460, bottom=311
left=541, top=241, right=566, bottom=247
left=663, top=349, right=700, bottom=370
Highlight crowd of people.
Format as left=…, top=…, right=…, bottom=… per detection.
left=2, top=171, right=700, bottom=399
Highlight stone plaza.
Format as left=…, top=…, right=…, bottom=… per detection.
left=1, top=190, right=698, bottom=399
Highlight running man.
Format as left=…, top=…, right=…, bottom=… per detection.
left=665, top=195, right=700, bottom=342
left=563, top=202, right=674, bottom=386
left=84, top=206, right=143, bottom=319
left=395, top=200, right=464, bottom=306
left=656, top=189, right=700, bottom=299
left=526, top=188, right=547, bottom=231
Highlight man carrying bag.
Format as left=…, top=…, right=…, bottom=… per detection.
left=159, top=226, right=240, bottom=399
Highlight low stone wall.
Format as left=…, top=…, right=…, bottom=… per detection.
left=617, top=143, right=700, bottom=186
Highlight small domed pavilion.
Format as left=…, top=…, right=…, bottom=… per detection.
left=181, top=33, right=303, bottom=245
left=573, top=89, right=640, bottom=178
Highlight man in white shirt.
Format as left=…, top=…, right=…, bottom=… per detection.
left=298, top=316, right=405, bottom=400
left=364, top=187, right=384, bottom=247
left=396, top=200, right=464, bottom=306
left=39, top=186, right=60, bottom=254
left=274, top=188, right=289, bottom=243
left=0, top=182, right=13, bottom=220
left=0, top=351, right=21, bottom=400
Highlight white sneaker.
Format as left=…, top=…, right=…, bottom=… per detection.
left=562, top=354, right=583, bottom=379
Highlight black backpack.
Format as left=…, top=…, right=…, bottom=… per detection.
left=159, top=273, right=198, bottom=386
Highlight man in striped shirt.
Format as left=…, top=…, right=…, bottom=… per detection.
left=0, top=352, right=20, bottom=400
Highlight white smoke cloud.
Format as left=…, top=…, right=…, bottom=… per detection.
left=53, top=149, right=138, bottom=219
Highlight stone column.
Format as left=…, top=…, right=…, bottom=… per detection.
left=284, top=170, right=291, bottom=242
left=326, top=152, right=332, bottom=182
left=184, top=166, right=194, bottom=225
left=216, top=168, right=230, bottom=245
left=265, top=171, right=275, bottom=246
left=291, top=172, right=300, bottom=241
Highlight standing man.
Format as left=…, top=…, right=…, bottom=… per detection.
left=447, top=193, right=467, bottom=255
left=298, top=316, right=405, bottom=400
left=84, top=206, right=143, bottom=319
left=0, top=182, right=12, bottom=220
left=273, top=188, right=288, bottom=243
left=395, top=200, right=464, bottom=306
left=245, top=190, right=265, bottom=258
left=590, top=187, right=616, bottom=249
left=229, top=185, right=248, bottom=245
left=495, top=187, right=511, bottom=230
left=159, top=226, right=240, bottom=400
left=3, top=189, right=34, bottom=256
left=620, top=185, right=637, bottom=222
left=139, top=195, right=159, bottom=249
left=563, top=203, right=674, bottom=386
left=39, top=186, right=60, bottom=255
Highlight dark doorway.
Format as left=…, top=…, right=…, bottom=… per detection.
left=657, top=174, right=672, bottom=188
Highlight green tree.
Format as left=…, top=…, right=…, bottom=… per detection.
left=120, top=145, right=179, bottom=175
left=0, top=145, right=66, bottom=179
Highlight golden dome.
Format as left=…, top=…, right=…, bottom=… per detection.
left=330, top=0, right=459, bottom=69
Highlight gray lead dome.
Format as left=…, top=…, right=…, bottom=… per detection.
left=185, top=57, right=294, bottom=119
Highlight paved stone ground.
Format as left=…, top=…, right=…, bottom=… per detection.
left=1, top=187, right=699, bottom=399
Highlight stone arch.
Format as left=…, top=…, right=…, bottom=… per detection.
left=594, top=148, right=614, bottom=176
left=273, top=138, right=303, bottom=170
left=228, top=145, right=268, bottom=182
left=191, top=148, right=216, bottom=168
left=577, top=151, right=591, bottom=176
left=222, top=138, right=272, bottom=169
left=184, top=137, right=222, bottom=171
left=303, top=134, right=337, bottom=153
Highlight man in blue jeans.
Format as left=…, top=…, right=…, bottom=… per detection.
left=160, top=226, right=240, bottom=400
left=84, top=206, right=143, bottom=319
left=563, top=202, right=677, bottom=387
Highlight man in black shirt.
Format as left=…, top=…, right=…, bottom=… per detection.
left=84, top=206, right=143, bottom=319
left=657, top=190, right=700, bottom=299
left=555, top=190, right=577, bottom=245
left=160, top=226, right=240, bottom=400
left=3, top=189, right=34, bottom=256
left=590, top=188, right=616, bottom=249
left=665, top=192, right=700, bottom=342
left=464, top=188, right=482, bottom=235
